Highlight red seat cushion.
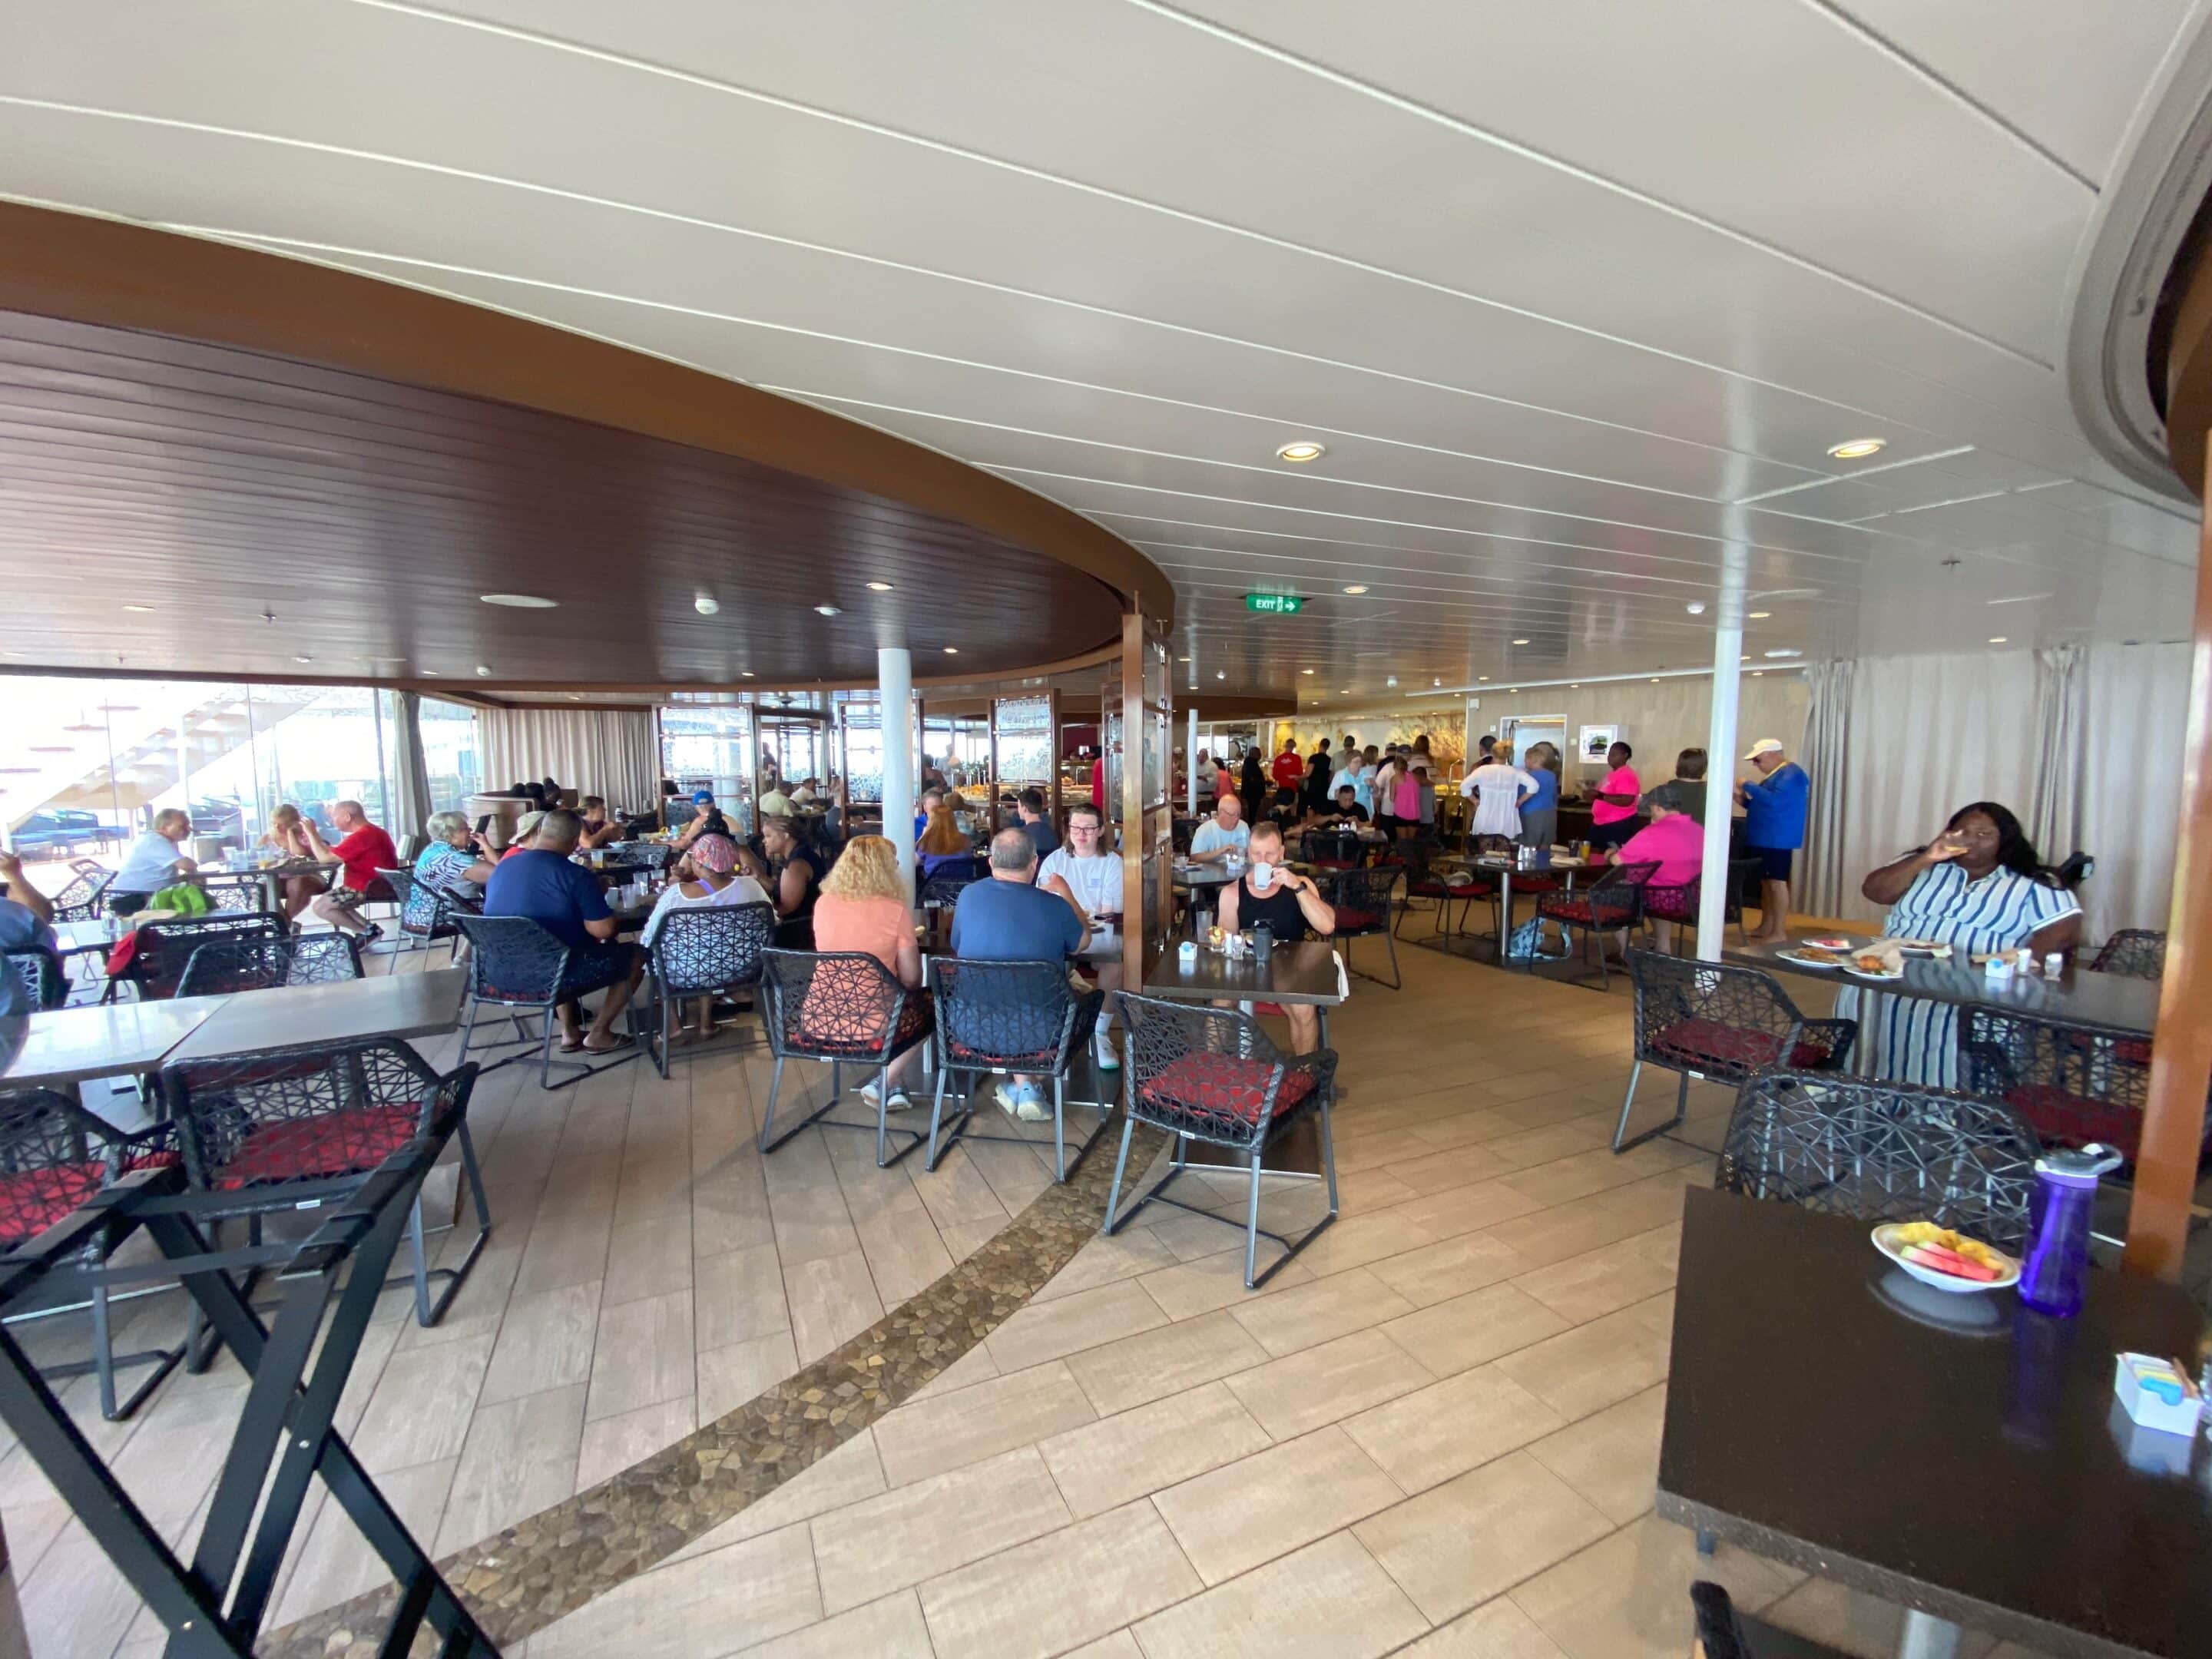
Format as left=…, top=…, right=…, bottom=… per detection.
left=214, top=1106, right=420, bottom=1189
left=1406, top=879, right=1457, bottom=898
left=0, top=1165, right=102, bottom=1247
left=1644, top=887, right=1697, bottom=922
left=1647, top=1016, right=1832, bottom=1076
left=1541, top=899, right=1632, bottom=926
left=2005, top=1084, right=2142, bottom=1161
left=795, top=988, right=932, bottom=1057
left=1332, top=907, right=1383, bottom=933
left=1137, top=1054, right=1316, bottom=1128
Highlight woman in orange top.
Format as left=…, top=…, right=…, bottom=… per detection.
left=809, top=834, right=926, bottom=1111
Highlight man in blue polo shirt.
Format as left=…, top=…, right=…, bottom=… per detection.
left=484, top=809, right=645, bottom=1054
left=1736, top=738, right=1810, bottom=944
left=951, top=828, right=1088, bottom=1121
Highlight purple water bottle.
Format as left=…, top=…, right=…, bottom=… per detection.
left=2018, top=1144, right=2122, bottom=1317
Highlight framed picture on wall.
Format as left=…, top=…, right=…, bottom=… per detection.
left=1578, top=724, right=1620, bottom=762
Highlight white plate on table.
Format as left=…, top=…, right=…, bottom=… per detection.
left=1870, top=1224, right=2019, bottom=1294
left=1774, top=948, right=1848, bottom=972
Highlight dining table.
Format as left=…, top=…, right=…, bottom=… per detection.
left=1414, top=850, right=1597, bottom=965
left=0, top=995, right=234, bottom=1091
left=162, top=967, right=468, bottom=1065
left=1661, top=1185, right=2208, bottom=1659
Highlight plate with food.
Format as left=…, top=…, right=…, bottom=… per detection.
left=1889, top=937, right=1952, bottom=958
left=1872, top=1222, right=2019, bottom=1294
left=1806, top=936, right=1853, bottom=951
left=1843, top=949, right=1906, bottom=982
left=1776, top=945, right=1848, bottom=970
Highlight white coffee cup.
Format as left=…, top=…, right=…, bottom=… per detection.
left=1250, top=863, right=1277, bottom=894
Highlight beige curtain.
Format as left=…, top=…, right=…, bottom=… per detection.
left=2080, top=641, right=2192, bottom=942
left=1797, top=658, right=1855, bottom=919
left=2028, top=644, right=2088, bottom=866
left=476, top=707, right=659, bottom=813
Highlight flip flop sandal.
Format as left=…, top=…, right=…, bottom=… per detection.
left=558, top=1036, right=587, bottom=1054
left=581, top=1033, right=636, bottom=1056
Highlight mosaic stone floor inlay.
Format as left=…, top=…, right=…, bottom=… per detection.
left=258, top=1121, right=1168, bottom=1659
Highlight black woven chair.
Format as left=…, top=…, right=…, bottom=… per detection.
left=2089, top=929, right=2166, bottom=981
left=602, top=840, right=674, bottom=875
left=1717, top=1071, right=2040, bottom=1252
left=1530, top=860, right=1660, bottom=989
left=926, top=959, right=1105, bottom=1181
left=174, top=932, right=363, bottom=1000
left=1616, top=949, right=1856, bottom=1152
left=46, top=863, right=112, bottom=922
left=452, top=915, right=641, bottom=1091
left=1105, top=992, right=1339, bottom=1288
left=1955, top=1005, right=2178, bottom=1167
left=757, top=949, right=934, bottom=1167
left=387, top=865, right=475, bottom=956
left=1325, top=864, right=1402, bottom=990
left=1389, top=844, right=1492, bottom=941
left=161, top=1038, right=490, bottom=1330
left=1171, top=817, right=1198, bottom=857
left=644, top=902, right=776, bottom=1077
left=919, top=867, right=985, bottom=911
left=115, top=911, right=287, bottom=1002
left=1299, top=828, right=1363, bottom=873
left=0, top=1088, right=184, bottom=1419
left=4, top=946, right=66, bottom=1013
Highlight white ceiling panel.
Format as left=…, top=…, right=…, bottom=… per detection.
left=0, top=0, right=2204, bottom=707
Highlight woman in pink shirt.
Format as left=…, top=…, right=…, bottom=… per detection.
left=1587, top=741, right=1643, bottom=850
left=809, top=835, right=926, bottom=1111
left=1615, top=783, right=1704, bottom=952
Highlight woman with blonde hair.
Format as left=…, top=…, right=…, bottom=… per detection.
left=811, top=834, right=926, bottom=1109
left=258, top=804, right=327, bottom=919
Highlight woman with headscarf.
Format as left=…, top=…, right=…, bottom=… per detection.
left=640, top=833, right=772, bottom=1040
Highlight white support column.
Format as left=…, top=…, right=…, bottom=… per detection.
left=1185, top=707, right=1200, bottom=816
left=1697, top=550, right=1748, bottom=957
left=878, top=646, right=916, bottom=901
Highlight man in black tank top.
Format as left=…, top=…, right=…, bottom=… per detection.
left=1215, top=821, right=1336, bottom=1054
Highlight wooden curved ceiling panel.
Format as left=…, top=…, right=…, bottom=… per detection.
left=0, top=204, right=1166, bottom=690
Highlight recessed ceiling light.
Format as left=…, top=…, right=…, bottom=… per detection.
left=694, top=594, right=720, bottom=617
left=1342, top=584, right=1368, bottom=595
left=1988, top=636, right=2008, bottom=644
left=740, top=671, right=756, bottom=678
left=293, top=655, right=313, bottom=664
left=1685, top=602, right=1706, bottom=615
left=942, top=646, right=959, bottom=654
left=1512, top=638, right=1530, bottom=646
left=1386, top=677, right=1398, bottom=687
left=1763, top=649, right=1801, bottom=659
left=1747, top=611, right=1771, bottom=620
left=1177, top=656, right=1191, bottom=663
left=480, top=593, right=558, bottom=609
left=815, top=605, right=841, bottom=617
left=565, top=693, right=584, bottom=701
left=1339, top=688, right=1349, bottom=695
left=1301, top=668, right=1315, bottom=675
left=121, top=604, right=154, bottom=614
left=1216, top=671, right=1227, bottom=680
left=1651, top=677, right=1661, bottom=684
left=1571, top=684, right=1581, bottom=690
left=475, top=664, right=492, bottom=677
left=1827, top=438, right=1886, bottom=460
left=866, top=581, right=895, bottom=592
left=1508, top=687, right=1520, bottom=694
left=419, top=670, right=441, bottom=677
left=1276, top=441, right=1327, bottom=464
left=1432, top=677, right=1442, bottom=687
left=28, top=746, right=71, bottom=753
left=1752, top=671, right=1765, bottom=677
left=1478, top=676, right=1489, bottom=682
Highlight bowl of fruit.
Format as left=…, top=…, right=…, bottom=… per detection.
left=1872, top=1221, right=2019, bottom=1293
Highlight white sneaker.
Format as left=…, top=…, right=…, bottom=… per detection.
left=860, top=1081, right=882, bottom=1108
left=1093, top=1028, right=1121, bottom=1071
left=885, top=1088, right=914, bottom=1112
left=1014, top=1081, right=1051, bottom=1122
left=993, top=1081, right=1022, bottom=1118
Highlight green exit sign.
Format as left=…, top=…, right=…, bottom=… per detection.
left=1244, top=593, right=1305, bottom=615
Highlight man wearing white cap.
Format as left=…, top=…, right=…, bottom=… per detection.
left=1736, top=739, right=1809, bottom=943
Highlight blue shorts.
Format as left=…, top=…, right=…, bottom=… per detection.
left=1749, top=845, right=1795, bottom=882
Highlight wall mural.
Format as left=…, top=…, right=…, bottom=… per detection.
left=1275, top=710, right=1466, bottom=773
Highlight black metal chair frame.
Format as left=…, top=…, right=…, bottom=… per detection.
left=1323, top=864, right=1402, bottom=990
left=385, top=864, right=475, bottom=959
left=1715, top=1071, right=2041, bottom=1252
left=48, top=863, right=112, bottom=922
left=924, top=958, right=1108, bottom=1182
left=160, top=1039, right=493, bottom=1336
left=4, top=945, right=67, bottom=1012
left=1103, top=992, right=1339, bottom=1289
left=2089, top=928, right=2166, bottom=981
left=452, top=915, right=641, bottom=1091
left=644, top=901, right=776, bottom=1078
left=0, top=1112, right=498, bottom=1655
left=173, top=933, right=363, bottom=1001
left=1954, top=1002, right=2185, bottom=1171
left=757, top=948, right=935, bottom=1168
left=1614, top=949, right=1856, bottom=1153
left=1528, top=860, right=1661, bottom=991
left=0, top=1088, right=187, bottom=1421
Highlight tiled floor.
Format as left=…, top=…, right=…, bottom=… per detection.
left=13, top=926, right=2071, bottom=1658
left=4, top=941, right=1079, bottom=1657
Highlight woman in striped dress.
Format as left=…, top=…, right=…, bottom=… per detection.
left=1848, top=801, right=2082, bottom=1086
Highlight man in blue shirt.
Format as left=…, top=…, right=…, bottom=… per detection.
left=1736, top=739, right=1810, bottom=944
left=1015, top=789, right=1060, bottom=859
left=951, top=829, right=1088, bottom=1121
left=0, top=850, right=58, bottom=1018
left=484, top=810, right=645, bottom=1053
